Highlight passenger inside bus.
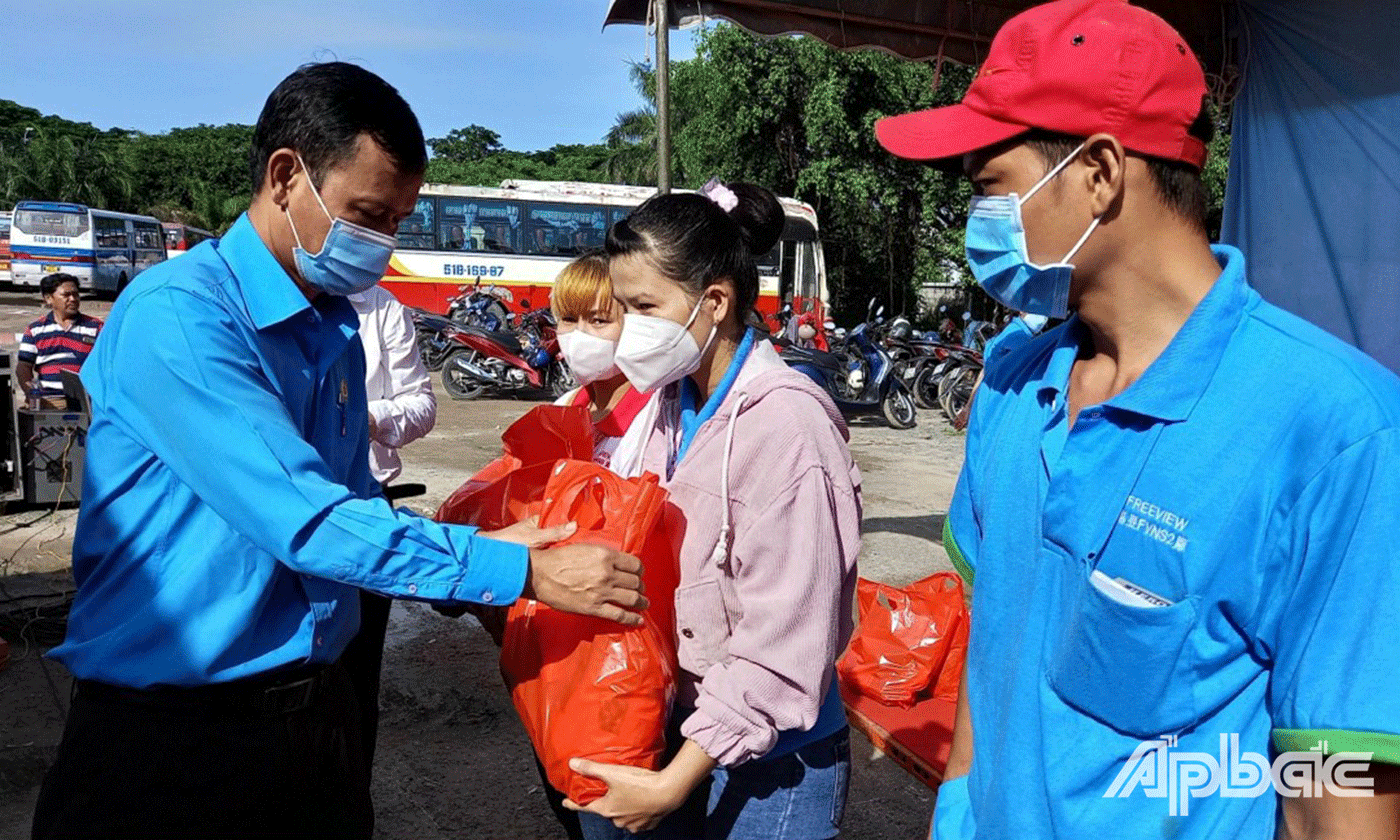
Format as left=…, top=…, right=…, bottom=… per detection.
left=482, top=221, right=515, bottom=253
left=443, top=224, right=465, bottom=250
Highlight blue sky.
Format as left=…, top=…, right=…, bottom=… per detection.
left=7, top=1, right=697, bottom=151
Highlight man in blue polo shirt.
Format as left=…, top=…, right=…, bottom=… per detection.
left=877, top=1, right=1400, bottom=838
left=31, top=63, right=647, bottom=840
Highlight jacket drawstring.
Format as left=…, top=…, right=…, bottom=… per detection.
left=709, top=392, right=747, bottom=572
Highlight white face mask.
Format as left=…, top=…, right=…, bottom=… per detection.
left=614, top=295, right=717, bottom=394
left=557, top=328, right=621, bottom=386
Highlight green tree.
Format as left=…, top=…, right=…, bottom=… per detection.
left=0, top=126, right=133, bottom=209
left=424, top=125, right=611, bottom=187
left=0, top=100, right=254, bottom=232
left=427, top=125, right=505, bottom=164
left=126, top=123, right=253, bottom=232
left=604, top=61, right=663, bottom=185
left=667, top=26, right=974, bottom=321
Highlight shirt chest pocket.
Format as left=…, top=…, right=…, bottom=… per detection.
left=1045, top=580, right=1201, bottom=739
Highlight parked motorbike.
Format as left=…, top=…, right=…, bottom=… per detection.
left=908, top=345, right=983, bottom=415
left=766, top=302, right=829, bottom=352
left=446, top=280, right=512, bottom=331
left=778, top=299, right=917, bottom=430
left=439, top=302, right=574, bottom=400
left=411, top=308, right=467, bottom=372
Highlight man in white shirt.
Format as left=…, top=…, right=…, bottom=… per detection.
left=342, top=283, right=437, bottom=773
left=349, top=285, right=436, bottom=484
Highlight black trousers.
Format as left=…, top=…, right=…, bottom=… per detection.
left=31, top=663, right=372, bottom=840
left=341, top=589, right=392, bottom=771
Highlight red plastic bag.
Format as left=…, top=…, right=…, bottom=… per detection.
left=435, top=405, right=594, bottom=524
left=501, top=460, right=681, bottom=806
left=434, top=407, right=683, bottom=807
left=837, top=572, right=968, bottom=707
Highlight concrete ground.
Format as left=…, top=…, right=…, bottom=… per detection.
left=0, top=287, right=965, bottom=840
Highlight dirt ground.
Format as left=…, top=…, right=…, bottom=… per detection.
left=0, top=289, right=965, bottom=839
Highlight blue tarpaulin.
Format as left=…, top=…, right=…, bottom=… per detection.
left=1223, top=0, right=1400, bottom=374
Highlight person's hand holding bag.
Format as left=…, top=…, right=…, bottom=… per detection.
left=524, top=541, right=649, bottom=626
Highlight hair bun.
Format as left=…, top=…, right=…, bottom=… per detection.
left=725, top=182, right=785, bottom=255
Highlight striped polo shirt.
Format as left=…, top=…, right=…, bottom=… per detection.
left=18, top=311, right=103, bottom=400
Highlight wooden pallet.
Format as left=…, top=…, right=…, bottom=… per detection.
left=841, top=681, right=956, bottom=791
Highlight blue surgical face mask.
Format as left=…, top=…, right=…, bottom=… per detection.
left=284, top=155, right=397, bottom=296
left=964, top=143, right=1100, bottom=319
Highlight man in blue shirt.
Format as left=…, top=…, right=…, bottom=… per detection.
left=31, top=63, right=646, bottom=840
left=877, top=1, right=1400, bottom=838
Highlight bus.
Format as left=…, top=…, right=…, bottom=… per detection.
left=0, top=211, right=11, bottom=284
left=162, top=222, right=215, bottom=258
left=9, top=201, right=167, bottom=293
left=380, top=180, right=829, bottom=322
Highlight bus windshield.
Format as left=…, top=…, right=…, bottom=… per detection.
left=14, top=208, right=89, bottom=238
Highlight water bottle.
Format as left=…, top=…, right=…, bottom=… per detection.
left=26, top=383, right=41, bottom=410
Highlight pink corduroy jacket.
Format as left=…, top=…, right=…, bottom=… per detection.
left=639, top=338, right=862, bottom=766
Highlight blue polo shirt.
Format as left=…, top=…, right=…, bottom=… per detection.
left=53, top=215, right=527, bottom=688
left=943, top=245, right=1400, bottom=837
left=980, top=316, right=1039, bottom=369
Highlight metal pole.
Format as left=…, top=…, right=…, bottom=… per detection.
left=654, top=0, right=672, bottom=194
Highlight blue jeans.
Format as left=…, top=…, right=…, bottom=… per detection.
left=580, top=727, right=851, bottom=840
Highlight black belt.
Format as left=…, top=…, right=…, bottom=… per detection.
left=75, top=663, right=334, bottom=717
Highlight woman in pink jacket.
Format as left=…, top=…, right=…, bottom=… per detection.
left=567, top=180, right=862, bottom=840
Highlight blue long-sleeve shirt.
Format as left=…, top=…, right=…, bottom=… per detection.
left=52, top=214, right=526, bottom=688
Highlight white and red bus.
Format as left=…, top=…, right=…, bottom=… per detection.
left=162, top=222, right=214, bottom=258
left=0, top=211, right=11, bottom=284
left=381, top=180, right=829, bottom=321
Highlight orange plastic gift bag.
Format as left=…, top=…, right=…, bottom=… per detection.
left=433, top=406, right=683, bottom=806
left=837, top=572, right=968, bottom=707
left=435, top=405, right=594, bottom=524
left=501, top=459, right=682, bottom=806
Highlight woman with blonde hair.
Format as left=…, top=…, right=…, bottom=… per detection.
left=551, top=250, right=659, bottom=477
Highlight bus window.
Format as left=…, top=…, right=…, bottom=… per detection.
left=14, top=208, right=89, bottom=239
left=525, top=204, right=607, bottom=256
left=798, top=242, right=820, bottom=303
left=95, top=216, right=129, bottom=249
left=134, top=223, right=164, bottom=250
left=756, top=241, right=781, bottom=281
left=394, top=198, right=435, bottom=250
left=440, top=198, right=520, bottom=253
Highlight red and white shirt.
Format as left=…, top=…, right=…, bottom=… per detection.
left=18, top=311, right=103, bottom=400
left=556, top=384, right=659, bottom=478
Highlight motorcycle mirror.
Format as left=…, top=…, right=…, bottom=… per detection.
left=877, top=305, right=885, bottom=318
left=963, top=311, right=972, bottom=320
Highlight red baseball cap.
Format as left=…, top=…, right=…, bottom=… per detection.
left=875, top=0, right=1209, bottom=168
